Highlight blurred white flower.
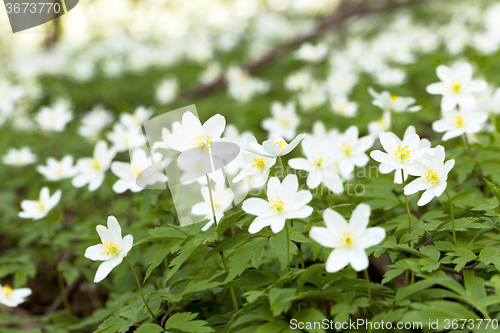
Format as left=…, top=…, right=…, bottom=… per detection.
left=432, top=108, right=488, bottom=141
left=155, top=77, right=179, bottom=105
left=2, top=147, right=37, bottom=166
left=18, top=186, right=61, bottom=220
left=310, top=204, right=385, bottom=272
left=334, top=126, right=374, bottom=178
left=72, top=141, right=116, bottom=191
left=0, top=285, right=31, bottom=307
left=245, top=133, right=305, bottom=158
left=111, top=149, right=167, bottom=193
left=426, top=63, right=487, bottom=111
left=0, top=80, right=24, bottom=117
left=199, top=62, right=222, bottom=84
left=151, top=121, right=183, bottom=153
left=107, top=123, right=146, bottom=152
left=404, top=146, right=455, bottom=206
left=35, top=101, right=73, bottom=132
left=242, top=174, right=312, bottom=234
left=78, top=105, right=114, bottom=141
left=476, top=85, right=500, bottom=116
left=284, top=70, right=313, bottom=92
left=36, top=155, right=78, bottom=181
left=326, top=71, right=358, bottom=97
left=226, top=66, right=270, bottom=103
left=330, top=96, right=358, bottom=117
left=233, top=152, right=276, bottom=188
left=298, top=81, right=327, bottom=112
left=84, top=216, right=133, bottom=283
left=368, top=111, right=391, bottom=137
left=295, top=42, right=328, bottom=63
left=368, top=87, right=421, bottom=113
left=119, top=106, right=154, bottom=129
left=192, top=182, right=234, bottom=231
left=289, top=140, right=343, bottom=194
left=373, top=67, right=407, bottom=87
left=261, top=101, right=299, bottom=140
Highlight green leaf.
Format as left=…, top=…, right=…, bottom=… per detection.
left=134, top=324, right=164, bottom=333
left=268, top=288, right=296, bottom=316
left=270, top=230, right=298, bottom=271
left=216, top=211, right=245, bottom=238
left=225, top=238, right=268, bottom=283
left=292, top=309, right=327, bottom=333
left=165, top=312, right=214, bottom=332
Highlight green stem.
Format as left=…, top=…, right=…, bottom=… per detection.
left=445, top=189, right=458, bottom=248
left=401, top=169, right=412, bottom=234
left=299, top=243, right=305, bottom=269
left=205, top=175, right=238, bottom=311
left=463, top=134, right=471, bottom=154
left=285, top=222, right=290, bottom=272
left=364, top=269, right=371, bottom=301
left=0, top=304, right=5, bottom=327
left=56, top=269, right=72, bottom=319
left=278, top=157, right=286, bottom=179
left=124, top=257, right=160, bottom=325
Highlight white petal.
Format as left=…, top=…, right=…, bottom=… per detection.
left=94, top=256, right=123, bottom=283
left=356, top=227, right=386, bottom=249
left=85, top=244, right=113, bottom=261
left=348, top=203, right=371, bottom=236
left=417, top=189, right=435, bottom=206
left=310, top=226, right=335, bottom=248
left=202, top=114, right=226, bottom=139
left=323, top=208, right=348, bottom=231
left=325, top=247, right=349, bottom=273
left=242, top=198, right=274, bottom=217
left=348, top=248, right=369, bottom=271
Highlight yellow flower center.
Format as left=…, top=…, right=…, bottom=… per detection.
left=340, top=231, right=354, bottom=248
left=391, top=95, right=398, bottom=102
left=376, top=118, right=386, bottom=126
left=453, top=116, right=464, bottom=127
left=276, top=139, right=287, bottom=150
left=2, top=285, right=13, bottom=297
left=279, top=118, right=289, bottom=126
left=341, top=144, right=352, bottom=155
left=36, top=199, right=46, bottom=211
left=101, top=241, right=120, bottom=256
left=269, top=197, right=285, bottom=213
left=133, top=166, right=142, bottom=178
left=394, top=145, right=414, bottom=162
left=91, top=158, right=101, bottom=170
left=423, top=168, right=439, bottom=184
left=55, top=167, right=64, bottom=176
left=193, top=135, right=213, bottom=151
left=313, top=155, right=323, bottom=167
left=251, top=158, right=266, bottom=171
left=451, top=80, right=462, bottom=93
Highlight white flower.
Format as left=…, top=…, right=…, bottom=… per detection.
left=226, top=66, right=270, bottom=103
left=106, top=123, right=146, bottom=152
left=111, top=149, right=167, bottom=193
left=426, top=63, right=487, bottom=111
left=84, top=216, right=133, bottom=283
left=326, top=71, right=358, bottom=97
left=2, top=147, right=37, bottom=166
left=155, top=77, right=179, bottom=105
left=261, top=101, right=299, bottom=140
left=476, top=85, right=500, bottom=116
left=245, top=134, right=305, bottom=158
left=72, top=141, right=116, bottom=191
left=36, top=155, right=78, bottom=181
left=191, top=182, right=234, bottom=231
left=233, top=152, right=276, bottom=188
left=310, top=203, right=385, bottom=272
left=18, top=186, right=61, bottom=220
left=298, top=81, right=327, bottom=112
left=242, top=174, right=313, bottom=234
left=151, top=121, right=183, bottom=153
left=35, top=101, right=73, bottom=132
left=368, top=87, right=421, bottom=113
left=78, top=105, right=114, bottom=141
left=432, top=108, right=488, bottom=141
left=295, top=42, right=328, bottom=63
left=368, top=111, right=391, bottom=137
left=330, top=96, right=358, bottom=117
left=0, top=80, right=24, bottom=117
left=404, top=145, right=455, bottom=206
left=373, top=67, right=407, bottom=87
left=285, top=70, right=313, bottom=92
left=0, top=285, right=31, bottom=307
left=199, top=62, right=222, bottom=84
left=370, top=126, right=431, bottom=184
left=334, top=126, right=374, bottom=178
left=119, top=106, right=154, bottom=129
left=289, top=140, right=343, bottom=194
left=166, top=111, right=230, bottom=179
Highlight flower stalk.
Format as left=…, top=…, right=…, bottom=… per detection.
left=401, top=169, right=412, bottom=234
left=445, top=189, right=458, bottom=248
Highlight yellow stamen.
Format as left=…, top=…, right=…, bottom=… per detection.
left=340, top=231, right=354, bottom=248
left=193, top=135, right=213, bottom=151
left=391, top=95, right=398, bottom=101
left=36, top=199, right=45, bottom=211
left=341, top=144, right=352, bottom=156
left=453, top=116, right=464, bottom=127
left=2, top=285, right=13, bottom=297
left=423, top=168, right=439, bottom=184
left=251, top=158, right=266, bottom=171
left=269, top=197, right=285, bottom=213
left=101, top=241, right=120, bottom=257
left=55, top=167, right=64, bottom=176
left=451, top=80, right=461, bottom=93
left=91, top=158, right=101, bottom=170
left=279, top=118, right=289, bottom=126
left=394, top=145, right=414, bottom=162
left=276, top=139, right=287, bottom=150
left=313, top=155, right=323, bottom=167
